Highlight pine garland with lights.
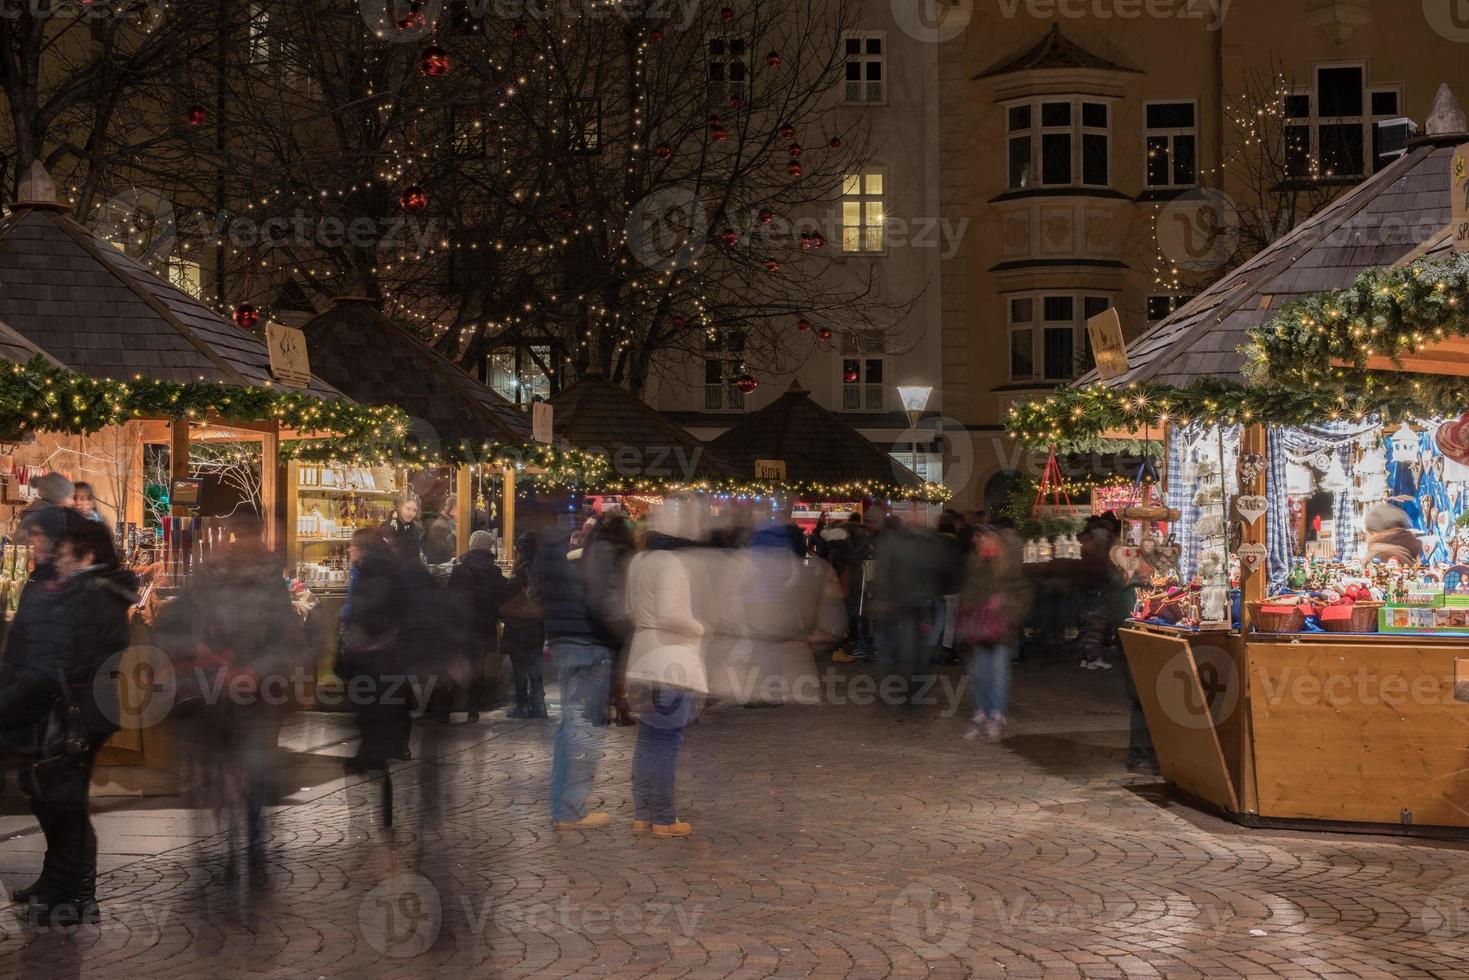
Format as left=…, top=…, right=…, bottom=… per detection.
left=280, top=435, right=610, bottom=488
left=594, top=475, right=952, bottom=505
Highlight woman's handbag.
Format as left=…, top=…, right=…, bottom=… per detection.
left=957, top=595, right=1008, bottom=646
left=499, top=586, right=542, bottom=626
left=21, top=672, right=93, bottom=806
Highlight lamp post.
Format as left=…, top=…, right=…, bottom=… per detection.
left=897, top=385, right=933, bottom=480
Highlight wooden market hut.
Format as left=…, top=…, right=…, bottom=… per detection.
left=1058, top=88, right=1469, bottom=833
left=299, top=297, right=536, bottom=558
left=548, top=370, right=740, bottom=486
left=709, top=380, right=925, bottom=503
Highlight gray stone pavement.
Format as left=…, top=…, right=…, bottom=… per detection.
left=0, top=655, right=1468, bottom=978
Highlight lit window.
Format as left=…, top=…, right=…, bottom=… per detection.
left=842, top=32, right=884, bottom=105
left=1144, top=101, right=1197, bottom=188
left=486, top=346, right=552, bottom=406
left=168, top=259, right=203, bottom=300
left=841, top=172, right=885, bottom=253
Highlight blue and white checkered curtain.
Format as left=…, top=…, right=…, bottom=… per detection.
left=1166, top=428, right=1199, bottom=579
left=1333, top=442, right=1353, bottom=560
left=1266, top=435, right=1293, bottom=592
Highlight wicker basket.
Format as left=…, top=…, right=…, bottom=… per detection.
left=1247, top=601, right=1305, bottom=633
left=1320, top=601, right=1383, bottom=634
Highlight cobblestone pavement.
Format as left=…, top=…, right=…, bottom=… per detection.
left=3, top=657, right=1469, bottom=979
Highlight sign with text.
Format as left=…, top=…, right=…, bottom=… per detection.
left=266, top=322, right=311, bottom=388
left=532, top=401, right=553, bottom=444
left=755, top=459, right=787, bottom=481
left=1455, top=142, right=1469, bottom=252
left=1086, top=307, right=1129, bottom=380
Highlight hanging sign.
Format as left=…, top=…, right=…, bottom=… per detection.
left=266, top=322, right=311, bottom=388
left=1235, top=495, right=1269, bottom=525
left=1455, top=143, right=1469, bottom=252
left=755, top=459, right=787, bottom=481
left=532, top=401, right=554, bottom=444
left=1236, top=543, right=1267, bottom=574
left=1086, top=307, right=1129, bottom=380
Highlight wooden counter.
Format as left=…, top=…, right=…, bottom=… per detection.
left=1122, top=623, right=1469, bottom=835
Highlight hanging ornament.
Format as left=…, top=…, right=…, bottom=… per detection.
left=186, top=104, right=206, bottom=126
left=719, top=228, right=738, bottom=246
left=734, top=373, right=758, bottom=394
left=396, top=1, right=425, bottom=31
left=233, top=304, right=259, bottom=329
left=810, top=232, right=825, bottom=250
left=816, top=325, right=834, bottom=341
left=720, top=6, right=734, bottom=20
left=655, top=144, right=673, bottom=160
left=557, top=207, right=574, bottom=222
left=511, top=21, right=529, bottom=39
left=764, top=257, right=780, bottom=272
left=796, top=318, right=812, bottom=332
left=707, top=114, right=722, bottom=129
left=800, top=231, right=812, bottom=250
left=786, top=161, right=802, bottom=177
left=729, top=95, right=745, bottom=110
left=780, top=124, right=796, bottom=140
left=829, top=136, right=843, bottom=149
left=672, top=314, right=687, bottom=328
left=766, top=50, right=782, bottom=67
left=788, top=143, right=802, bottom=158
left=844, top=365, right=859, bottom=384
left=758, top=208, right=774, bottom=224
left=418, top=45, right=450, bottom=77
left=711, top=127, right=729, bottom=142
left=400, top=186, right=429, bottom=212
left=650, top=28, right=664, bottom=42
left=1319, top=454, right=1350, bottom=493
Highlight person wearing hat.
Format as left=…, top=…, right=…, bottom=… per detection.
left=441, top=530, right=515, bottom=723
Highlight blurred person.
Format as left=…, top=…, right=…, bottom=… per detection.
left=501, top=531, right=548, bottom=719
left=959, top=525, right=1030, bottom=742
left=69, top=482, right=106, bottom=524
left=443, top=529, right=514, bottom=723
left=623, top=507, right=711, bottom=838
left=535, top=528, right=620, bottom=830
left=0, top=510, right=137, bottom=926
left=1077, top=526, right=1117, bottom=671
left=381, top=491, right=424, bottom=562
left=155, top=514, right=306, bottom=886
left=721, top=524, right=823, bottom=708
left=835, top=513, right=876, bottom=662
left=423, top=493, right=459, bottom=565
left=338, top=528, right=412, bottom=773
left=934, top=513, right=968, bottom=666
left=586, top=517, right=637, bottom=728
left=872, top=516, right=944, bottom=706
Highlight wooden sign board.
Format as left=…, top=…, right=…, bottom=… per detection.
left=170, top=477, right=201, bottom=507
left=266, top=322, right=311, bottom=388
left=532, top=401, right=553, bottom=444
left=755, top=459, right=787, bottom=481
left=1086, top=307, right=1129, bottom=380
left=1455, top=142, right=1469, bottom=252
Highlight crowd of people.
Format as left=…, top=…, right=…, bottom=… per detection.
left=0, top=481, right=1148, bottom=928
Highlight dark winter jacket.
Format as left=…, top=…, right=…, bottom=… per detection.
left=397, top=556, right=468, bottom=678
left=0, top=563, right=138, bottom=738
left=448, top=547, right=514, bottom=648
left=423, top=515, right=458, bottom=565
left=338, top=551, right=406, bottom=679
left=532, top=532, right=623, bottom=646
left=380, top=517, right=423, bottom=563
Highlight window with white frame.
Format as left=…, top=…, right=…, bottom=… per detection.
left=1146, top=294, right=1194, bottom=323
left=1006, top=97, right=1110, bottom=190
left=1284, top=65, right=1402, bottom=179
left=707, top=38, right=748, bottom=105
left=1007, top=293, right=1114, bottom=382
left=167, top=258, right=203, bottom=300
left=1144, top=101, right=1197, bottom=188
left=486, top=346, right=553, bottom=406
left=841, top=330, right=886, bottom=410
left=841, top=172, right=885, bottom=253
left=703, top=329, right=749, bottom=411
left=842, top=32, right=884, bottom=104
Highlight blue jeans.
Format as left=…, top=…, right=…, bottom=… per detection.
left=548, top=638, right=612, bottom=823
left=969, top=644, right=1013, bottom=721
left=632, top=688, right=697, bottom=825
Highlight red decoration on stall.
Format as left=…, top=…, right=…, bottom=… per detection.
left=400, top=187, right=429, bottom=212
left=1031, top=445, right=1074, bottom=516
left=187, top=104, right=207, bottom=126
left=233, top=304, right=259, bottom=329
left=418, top=45, right=451, bottom=77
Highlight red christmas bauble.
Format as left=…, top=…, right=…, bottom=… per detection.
left=655, top=145, right=673, bottom=160
left=511, top=21, right=528, bottom=38
left=780, top=124, right=796, bottom=140
left=395, top=1, right=424, bottom=31
left=719, top=228, right=738, bottom=246
left=707, top=114, right=722, bottom=129
left=734, top=373, right=758, bottom=394
left=729, top=95, right=745, bottom=110
left=233, top=304, right=259, bottom=329
left=711, top=127, right=729, bottom=142
left=788, top=143, right=802, bottom=158
left=800, top=231, right=813, bottom=250
left=672, top=314, right=687, bottom=328
left=766, top=50, right=782, bottom=67
left=720, top=6, right=734, bottom=21
left=829, top=136, right=843, bottom=149
left=558, top=207, right=574, bottom=222
left=187, top=104, right=206, bottom=126
left=758, top=209, right=774, bottom=224
left=650, top=28, right=664, bottom=42
left=844, top=366, right=859, bottom=384
left=811, top=232, right=825, bottom=250
left=816, top=325, right=833, bottom=341
left=786, top=161, right=802, bottom=177
left=400, top=187, right=429, bottom=212
left=418, top=45, right=450, bottom=77
left=797, top=318, right=812, bottom=332
left=764, top=257, right=780, bottom=272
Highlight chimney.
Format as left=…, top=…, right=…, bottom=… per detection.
left=14, top=161, right=59, bottom=207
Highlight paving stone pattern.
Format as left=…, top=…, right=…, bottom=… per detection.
left=1, top=660, right=1468, bottom=979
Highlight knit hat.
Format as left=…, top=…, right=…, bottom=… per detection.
left=32, top=472, right=74, bottom=505
left=468, top=530, right=496, bottom=552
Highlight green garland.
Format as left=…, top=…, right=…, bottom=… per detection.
left=281, top=436, right=611, bottom=488
left=1008, top=252, right=1469, bottom=448
left=595, top=475, right=953, bottom=504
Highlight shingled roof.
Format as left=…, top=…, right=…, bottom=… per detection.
left=301, top=298, right=533, bottom=446
left=549, top=372, right=739, bottom=480
left=0, top=317, right=62, bottom=368
left=709, top=381, right=920, bottom=487
left=977, top=23, right=1139, bottom=78
left=0, top=201, right=339, bottom=398
left=1076, top=138, right=1463, bottom=389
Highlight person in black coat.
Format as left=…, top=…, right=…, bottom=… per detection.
left=442, top=530, right=513, bottom=722
left=0, top=510, right=137, bottom=926
left=380, top=492, right=424, bottom=563
left=502, top=532, right=547, bottom=718
left=339, top=528, right=412, bottom=770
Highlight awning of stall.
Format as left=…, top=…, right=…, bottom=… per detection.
left=708, top=380, right=948, bottom=502
left=547, top=370, right=741, bottom=485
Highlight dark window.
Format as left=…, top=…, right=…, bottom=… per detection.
left=1010, top=329, right=1033, bottom=379
left=1043, top=327, right=1074, bottom=380
left=1173, top=135, right=1196, bottom=185
left=1285, top=124, right=1312, bottom=177
left=1147, top=295, right=1173, bottom=321
left=1008, top=105, right=1031, bottom=131
left=866, top=37, right=881, bottom=55
left=1146, top=135, right=1171, bottom=186
left=705, top=359, right=723, bottom=384
left=845, top=37, right=861, bottom=55
left=1083, top=296, right=1111, bottom=320
left=1008, top=136, right=1031, bottom=188
left=865, top=359, right=884, bottom=384
left=1082, top=102, right=1107, bottom=128
left=1371, top=90, right=1399, bottom=116
left=1285, top=93, right=1310, bottom=118
left=1146, top=102, right=1195, bottom=129
left=1320, top=122, right=1364, bottom=175
left=1043, top=296, right=1074, bottom=322
left=1082, top=133, right=1108, bottom=185
left=727, top=330, right=746, bottom=353
left=1041, top=101, right=1071, bottom=127
left=846, top=61, right=861, bottom=81
left=1317, top=66, right=1363, bottom=117
left=1041, top=133, right=1071, bottom=184
left=1010, top=297, right=1033, bottom=323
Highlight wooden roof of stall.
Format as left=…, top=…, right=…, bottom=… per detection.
left=548, top=372, right=740, bottom=479
left=709, top=380, right=921, bottom=486
left=300, top=298, right=534, bottom=446
left=0, top=202, right=341, bottom=398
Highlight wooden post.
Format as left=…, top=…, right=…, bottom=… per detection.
left=1239, top=424, right=1269, bottom=627
left=169, top=419, right=190, bottom=517
left=501, top=464, right=516, bottom=564
left=455, top=464, right=472, bottom=556
left=261, top=423, right=279, bottom=551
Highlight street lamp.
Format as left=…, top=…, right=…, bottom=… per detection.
left=897, top=385, right=933, bottom=479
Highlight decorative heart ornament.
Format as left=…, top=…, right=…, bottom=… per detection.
left=1235, top=495, right=1268, bottom=525
left=1237, top=543, right=1267, bottom=573
left=1436, top=413, right=1469, bottom=467
left=1237, top=452, right=1266, bottom=488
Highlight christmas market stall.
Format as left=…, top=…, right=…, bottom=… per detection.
left=1007, top=102, right=1469, bottom=833
left=0, top=166, right=398, bottom=793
